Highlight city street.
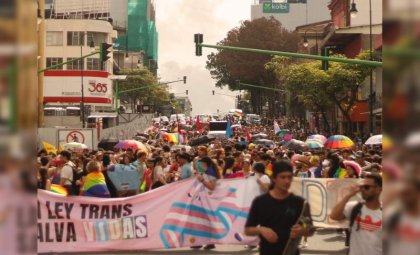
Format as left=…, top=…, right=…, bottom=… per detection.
left=35, top=1, right=383, bottom=255
left=73, top=229, right=347, bottom=255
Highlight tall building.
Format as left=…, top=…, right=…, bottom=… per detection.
left=113, top=0, right=158, bottom=75
left=251, top=0, right=331, bottom=31
left=45, top=0, right=158, bottom=74
left=42, top=0, right=119, bottom=128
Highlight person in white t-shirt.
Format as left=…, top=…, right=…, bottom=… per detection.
left=330, top=174, right=383, bottom=255
left=253, top=162, right=271, bottom=193
left=385, top=169, right=420, bottom=255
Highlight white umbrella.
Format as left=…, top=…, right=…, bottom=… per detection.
left=63, top=142, right=88, bottom=150
left=364, top=134, right=382, bottom=145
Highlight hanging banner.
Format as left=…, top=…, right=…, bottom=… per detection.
left=291, top=178, right=359, bottom=228
left=38, top=177, right=358, bottom=253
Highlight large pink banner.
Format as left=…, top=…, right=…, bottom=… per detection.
left=38, top=177, right=261, bottom=253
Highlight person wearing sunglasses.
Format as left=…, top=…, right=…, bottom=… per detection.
left=330, top=174, right=383, bottom=255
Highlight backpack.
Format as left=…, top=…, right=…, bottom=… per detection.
left=64, top=162, right=79, bottom=195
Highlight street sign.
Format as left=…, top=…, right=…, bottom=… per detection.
left=263, top=2, right=290, bottom=13
left=58, top=129, right=95, bottom=149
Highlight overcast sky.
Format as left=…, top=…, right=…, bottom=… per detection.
left=155, top=0, right=252, bottom=115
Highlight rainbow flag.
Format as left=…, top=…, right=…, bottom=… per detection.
left=334, top=168, right=348, bottom=179
left=266, top=163, right=273, bottom=177
left=49, top=184, right=68, bottom=196
left=234, top=111, right=242, bottom=117
left=163, top=133, right=180, bottom=144
left=82, top=171, right=110, bottom=198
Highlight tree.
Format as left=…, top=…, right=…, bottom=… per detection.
left=325, top=51, right=373, bottom=134
left=268, top=51, right=373, bottom=135
left=268, top=58, right=333, bottom=132
left=206, top=17, right=301, bottom=114
left=118, top=69, right=173, bottom=112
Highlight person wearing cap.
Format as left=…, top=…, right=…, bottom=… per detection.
left=245, top=160, right=314, bottom=255
left=294, top=156, right=313, bottom=178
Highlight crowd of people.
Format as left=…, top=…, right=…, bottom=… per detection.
left=37, top=115, right=388, bottom=254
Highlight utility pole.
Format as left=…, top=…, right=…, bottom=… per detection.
left=37, top=0, right=45, bottom=127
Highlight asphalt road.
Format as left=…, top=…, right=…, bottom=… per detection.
left=59, top=228, right=348, bottom=255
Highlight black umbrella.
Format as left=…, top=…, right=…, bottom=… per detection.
left=98, top=138, right=119, bottom=151
left=251, top=133, right=268, bottom=141
left=254, top=139, right=275, bottom=148
left=283, top=139, right=307, bottom=151
left=189, top=135, right=216, bottom=146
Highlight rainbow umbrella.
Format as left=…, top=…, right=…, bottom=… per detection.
left=305, top=139, right=324, bottom=149
left=306, top=134, right=327, bottom=144
left=114, top=140, right=148, bottom=151
left=324, top=135, right=354, bottom=149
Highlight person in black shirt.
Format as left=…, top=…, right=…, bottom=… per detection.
left=245, top=160, right=314, bottom=255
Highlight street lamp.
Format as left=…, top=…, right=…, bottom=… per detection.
left=350, top=0, right=374, bottom=135
left=302, top=30, right=318, bottom=54
left=303, top=36, right=309, bottom=48
left=80, top=33, right=95, bottom=128
left=349, top=0, right=358, bottom=18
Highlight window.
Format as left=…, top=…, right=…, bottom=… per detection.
left=87, top=58, right=100, bottom=70
left=87, top=32, right=107, bottom=45
left=67, top=31, right=84, bottom=46
left=46, top=32, right=63, bottom=46
left=66, top=58, right=84, bottom=70
left=46, top=58, right=63, bottom=70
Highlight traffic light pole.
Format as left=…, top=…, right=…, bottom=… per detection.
left=195, top=41, right=382, bottom=68
left=238, top=82, right=286, bottom=93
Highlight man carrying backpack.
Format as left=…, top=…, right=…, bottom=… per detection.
left=59, top=150, right=76, bottom=195
left=330, top=173, right=382, bottom=255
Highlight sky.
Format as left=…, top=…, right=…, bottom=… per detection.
left=155, top=0, right=252, bottom=116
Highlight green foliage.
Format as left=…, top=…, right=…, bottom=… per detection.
left=267, top=50, right=374, bottom=133
left=206, top=17, right=301, bottom=91
left=119, top=68, right=171, bottom=106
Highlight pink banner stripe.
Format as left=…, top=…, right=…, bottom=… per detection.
left=163, top=219, right=226, bottom=235
left=168, top=207, right=220, bottom=222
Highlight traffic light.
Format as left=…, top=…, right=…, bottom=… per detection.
left=183, top=76, right=187, bottom=84
left=186, top=90, right=188, bottom=95
left=212, top=90, right=215, bottom=95
left=100, top=43, right=112, bottom=69
left=194, top=34, right=203, bottom=56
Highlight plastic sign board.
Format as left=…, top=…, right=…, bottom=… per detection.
left=263, top=0, right=290, bottom=13
left=58, top=129, right=95, bottom=149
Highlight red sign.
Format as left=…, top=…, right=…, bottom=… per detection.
left=66, top=131, right=85, bottom=144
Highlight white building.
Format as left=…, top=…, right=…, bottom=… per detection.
left=43, top=19, right=118, bottom=128
left=251, top=0, right=331, bottom=31
left=44, top=19, right=117, bottom=108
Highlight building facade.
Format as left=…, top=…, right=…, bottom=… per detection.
left=175, top=97, right=192, bottom=117
left=325, top=0, right=383, bottom=136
